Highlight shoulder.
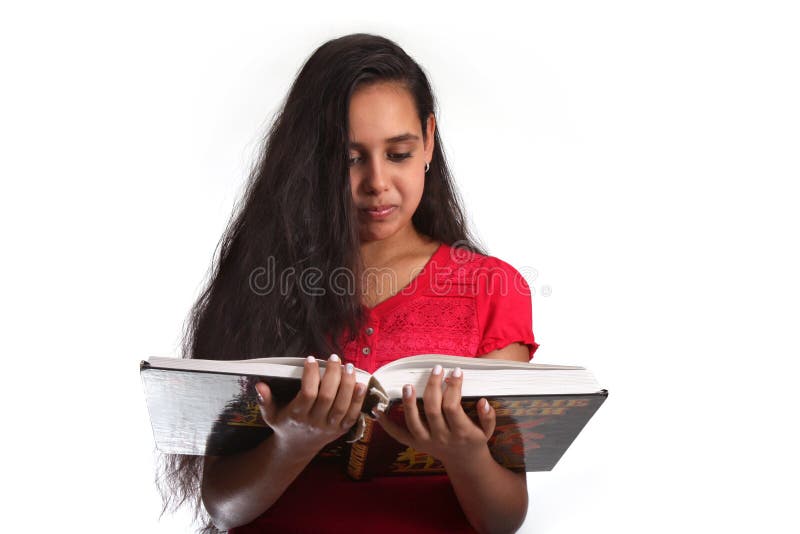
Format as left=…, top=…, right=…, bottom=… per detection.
left=434, top=242, right=531, bottom=297
left=445, top=245, right=538, bottom=359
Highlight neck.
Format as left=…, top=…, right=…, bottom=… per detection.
left=359, top=224, right=431, bottom=268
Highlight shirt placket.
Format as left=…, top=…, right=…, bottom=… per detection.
left=359, top=312, right=379, bottom=372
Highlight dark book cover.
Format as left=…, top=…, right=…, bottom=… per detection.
left=348, top=392, right=608, bottom=480
left=141, top=360, right=607, bottom=478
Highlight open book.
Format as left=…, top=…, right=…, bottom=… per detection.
left=140, top=355, right=607, bottom=479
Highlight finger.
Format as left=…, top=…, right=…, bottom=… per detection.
left=287, top=355, right=320, bottom=417
left=441, top=367, right=473, bottom=431
left=422, top=364, right=449, bottom=437
left=340, top=381, right=368, bottom=431
left=254, top=381, right=277, bottom=425
left=374, top=407, right=414, bottom=446
left=399, top=384, right=430, bottom=440
left=327, top=361, right=356, bottom=426
left=477, top=398, right=497, bottom=440
left=310, top=354, right=342, bottom=422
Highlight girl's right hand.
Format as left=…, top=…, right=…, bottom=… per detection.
left=253, top=354, right=367, bottom=457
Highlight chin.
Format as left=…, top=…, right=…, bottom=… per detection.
left=359, top=225, right=399, bottom=243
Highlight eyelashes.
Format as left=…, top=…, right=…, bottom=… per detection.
left=348, top=153, right=412, bottom=166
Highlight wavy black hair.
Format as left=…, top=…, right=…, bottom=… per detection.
left=155, top=32, right=485, bottom=533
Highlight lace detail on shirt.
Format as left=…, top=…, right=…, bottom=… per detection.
left=375, top=295, right=480, bottom=360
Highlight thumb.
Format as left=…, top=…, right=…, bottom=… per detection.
left=254, top=382, right=277, bottom=425
left=477, top=398, right=496, bottom=440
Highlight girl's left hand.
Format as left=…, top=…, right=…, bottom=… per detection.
left=373, top=364, right=496, bottom=466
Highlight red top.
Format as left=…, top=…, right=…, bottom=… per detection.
left=229, top=242, right=539, bottom=533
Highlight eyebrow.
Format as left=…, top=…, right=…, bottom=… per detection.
left=348, top=133, right=420, bottom=148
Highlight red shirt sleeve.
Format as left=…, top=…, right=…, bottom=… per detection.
left=474, top=256, right=540, bottom=360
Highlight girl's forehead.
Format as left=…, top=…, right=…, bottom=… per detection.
left=348, top=83, right=419, bottom=144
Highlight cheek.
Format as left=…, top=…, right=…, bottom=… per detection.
left=348, top=174, right=360, bottom=197
left=408, top=173, right=426, bottom=203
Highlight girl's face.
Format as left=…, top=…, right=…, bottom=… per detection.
left=348, top=81, right=435, bottom=244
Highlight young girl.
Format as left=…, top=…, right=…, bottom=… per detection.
left=158, top=33, right=539, bottom=534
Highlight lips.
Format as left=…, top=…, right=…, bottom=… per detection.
left=360, top=205, right=397, bottom=218
left=362, top=205, right=395, bottom=212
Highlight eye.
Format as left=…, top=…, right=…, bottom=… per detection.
left=348, top=153, right=412, bottom=166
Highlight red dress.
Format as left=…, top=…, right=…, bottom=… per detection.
left=229, top=242, right=539, bottom=533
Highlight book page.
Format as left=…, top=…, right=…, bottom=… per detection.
left=144, top=356, right=373, bottom=383
left=371, top=355, right=599, bottom=400
left=374, top=354, right=584, bottom=375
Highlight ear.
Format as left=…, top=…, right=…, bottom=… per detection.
left=424, top=113, right=436, bottom=162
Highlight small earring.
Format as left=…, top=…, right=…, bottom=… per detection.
left=425, top=162, right=430, bottom=173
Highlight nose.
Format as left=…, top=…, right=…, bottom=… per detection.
left=362, top=157, right=390, bottom=194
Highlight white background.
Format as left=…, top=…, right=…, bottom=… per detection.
left=2, top=1, right=798, bottom=532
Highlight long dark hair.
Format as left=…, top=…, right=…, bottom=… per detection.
left=155, top=32, right=485, bottom=533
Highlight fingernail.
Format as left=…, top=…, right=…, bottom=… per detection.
left=255, top=387, right=264, bottom=404
left=345, top=363, right=354, bottom=374
left=403, top=384, right=412, bottom=399
left=452, top=367, right=462, bottom=378
left=483, top=399, right=491, bottom=413
left=356, top=383, right=365, bottom=396
left=432, top=364, right=442, bottom=376
left=329, top=354, right=340, bottom=362
left=371, top=408, right=379, bottom=418
left=306, top=355, right=316, bottom=364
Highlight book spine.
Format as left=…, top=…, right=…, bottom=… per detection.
left=360, top=375, right=389, bottom=415
left=346, top=415, right=376, bottom=480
